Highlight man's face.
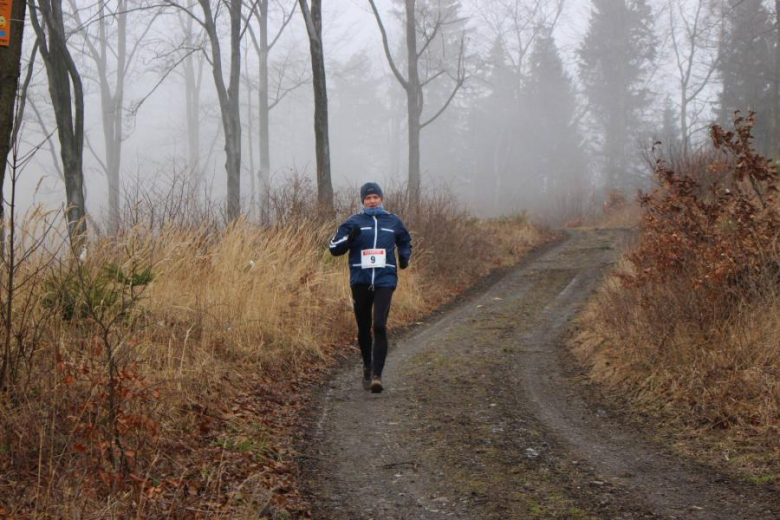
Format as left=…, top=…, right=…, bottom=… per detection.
left=363, top=194, right=382, bottom=208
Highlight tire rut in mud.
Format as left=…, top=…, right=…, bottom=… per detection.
left=300, top=229, right=779, bottom=520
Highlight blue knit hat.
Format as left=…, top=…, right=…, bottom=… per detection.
left=360, top=182, right=383, bottom=202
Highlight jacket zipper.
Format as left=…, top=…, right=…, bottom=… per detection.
left=371, top=216, right=378, bottom=290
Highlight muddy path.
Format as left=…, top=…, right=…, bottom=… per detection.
left=299, top=229, right=778, bottom=519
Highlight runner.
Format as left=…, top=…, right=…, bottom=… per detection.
left=328, top=182, right=412, bottom=393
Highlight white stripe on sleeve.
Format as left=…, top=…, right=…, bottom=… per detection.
left=329, top=236, right=348, bottom=248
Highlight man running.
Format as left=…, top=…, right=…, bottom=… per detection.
left=328, top=182, right=412, bottom=393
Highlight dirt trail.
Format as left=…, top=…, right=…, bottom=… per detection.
left=300, top=229, right=779, bottom=519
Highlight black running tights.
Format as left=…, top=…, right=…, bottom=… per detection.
left=351, top=285, right=395, bottom=378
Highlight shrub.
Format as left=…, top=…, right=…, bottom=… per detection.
left=575, top=114, right=779, bottom=462
left=43, top=262, right=154, bottom=321
left=625, top=113, right=778, bottom=300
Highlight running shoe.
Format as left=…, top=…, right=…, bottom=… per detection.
left=370, top=376, right=383, bottom=394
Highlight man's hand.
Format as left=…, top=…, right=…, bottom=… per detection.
left=399, top=257, right=409, bottom=269
left=348, top=225, right=361, bottom=243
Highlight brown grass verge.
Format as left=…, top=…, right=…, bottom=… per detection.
left=573, top=260, right=779, bottom=483
left=572, top=115, right=779, bottom=486
left=0, top=178, right=551, bottom=518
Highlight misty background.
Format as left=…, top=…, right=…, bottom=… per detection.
left=9, top=0, right=777, bottom=224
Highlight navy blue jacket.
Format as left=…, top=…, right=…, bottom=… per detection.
left=328, top=210, right=412, bottom=288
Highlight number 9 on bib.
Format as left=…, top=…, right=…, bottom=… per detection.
left=361, top=249, right=387, bottom=269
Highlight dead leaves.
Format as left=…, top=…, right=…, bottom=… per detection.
left=625, top=112, right=779, bottom=299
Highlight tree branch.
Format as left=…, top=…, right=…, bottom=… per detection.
left=417, top=16, right=441, bottom=58
left=367, top=0, right=408, bottom=89
left=268, top=0, right=296, bottom=50
left=160, top=0, right=208, bottom=30
left=297, top=0, right=317, bottom=41
left=420, top=35, right=467, bottom=129
left=128, top=47, right=202, bottom=116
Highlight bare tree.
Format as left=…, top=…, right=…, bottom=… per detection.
left=244, top=0, right=297, bottom=204
left=478, top=0, right=565, bottom=76
left=368, top=0, right=467, bottom=208
left=178, top=10, right=206, bottom=188
left=298, top=0, right=333, bottom=216
left=164, top=0, right=244, bottom=221
left=28, top=0, right=87, bottom=243
left=242, top=38, right=256, bottom=207
left=68, top=0, right=158, bottom=234
left=241, top=39, right=309, bottom=215
left=667, top=0, right=720, bottom=157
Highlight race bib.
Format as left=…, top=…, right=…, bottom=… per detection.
left=361, top=249, right=386, bottom=269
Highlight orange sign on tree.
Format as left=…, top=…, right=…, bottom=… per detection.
left=0, top=0, right=12, bottom=47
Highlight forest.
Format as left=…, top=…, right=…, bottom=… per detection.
left=0, top=0, right=777, bottom=518
left=1, top=0, right=777, bottom=225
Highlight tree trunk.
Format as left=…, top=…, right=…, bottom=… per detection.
left=29, top=0, right=87, bottom=244
left=680, top=90, right=689, bottom=159
left=199, top=0, right=242, bottom=221
left=225, top=119, right=241, bottom=220
left=105, top=124, right=121, bottom=234
left=0, top=0, right=27, bottom=388
left=405, top=0, right=421, bottom=208
left=299, top=0, right=333, bottom=217
left=407, top=91, right=421, bottom=207
left=258, top=0, right=271, bottom=198
left=389, top=89, right=401, bottom=178
left=245, top=42, right=256, bottom=211
left=226, top=0, right=242, bottom=221
left=0, top=0, right=28, bottom=202
left=99, top=0, right=126, bottom=234
left=183, top=41, right=202, bottom=188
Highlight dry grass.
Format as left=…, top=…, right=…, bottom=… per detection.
left=574, top=261, right=779, bottom=480
left=572, top=117, right=779, bottom=483
left=0, top=179, right=549, bottom=518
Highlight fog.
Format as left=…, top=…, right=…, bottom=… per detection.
left=8, top=0, right=775, bottom=225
